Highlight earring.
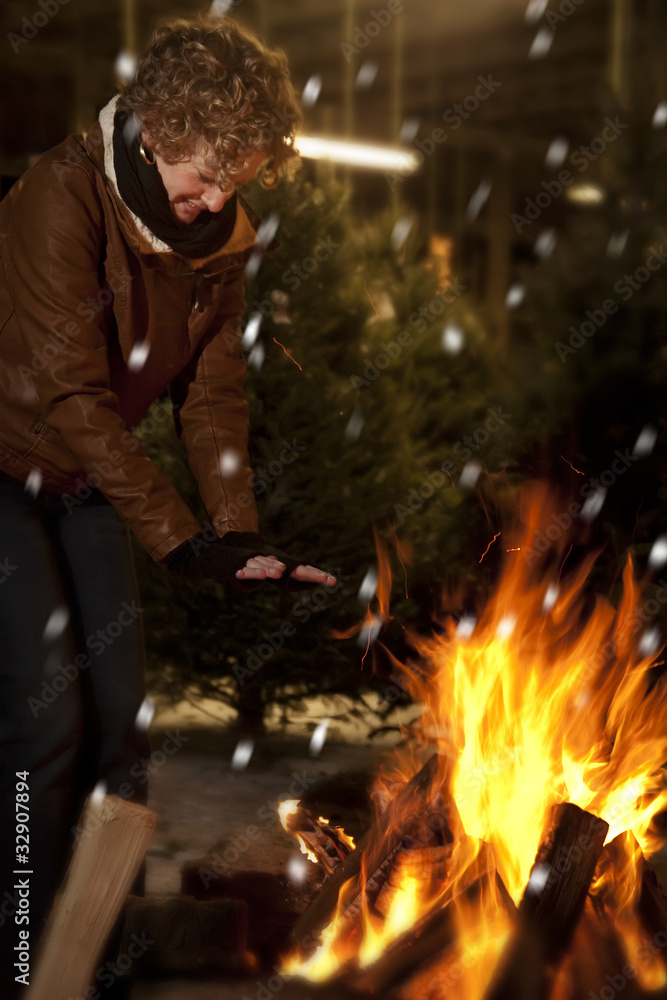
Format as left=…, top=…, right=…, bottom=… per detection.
left=139, top=142, right=155, bottom=166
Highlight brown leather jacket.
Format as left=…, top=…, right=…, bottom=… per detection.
left=0, top=113, right=263, bottom=562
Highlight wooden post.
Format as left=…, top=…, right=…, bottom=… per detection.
left=26, top=794, right=157, bottom=1000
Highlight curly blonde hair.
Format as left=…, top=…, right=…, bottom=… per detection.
left=117, top=15, right=302, bottom=187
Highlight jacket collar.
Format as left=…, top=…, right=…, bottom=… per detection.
left=88, top=96, right=264, bottom=269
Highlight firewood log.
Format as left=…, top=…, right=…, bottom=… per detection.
left=290, top=755, right=452, bottom=952
left=26, top=794, right=157, bottom=1000
left=482, top=803, right=609, bottom=1000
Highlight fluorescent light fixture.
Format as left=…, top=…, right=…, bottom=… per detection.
left=294, top=135, right=420, bottom=174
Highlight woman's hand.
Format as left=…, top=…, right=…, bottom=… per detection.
left=236, top=554, right=336, bottom=586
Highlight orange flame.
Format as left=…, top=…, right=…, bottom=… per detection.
left=286, top=492, right=667, bottom=994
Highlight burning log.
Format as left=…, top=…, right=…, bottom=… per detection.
left=595, top=831, right=667, bottom=943
left=290, top=755, right=456, bottom=952
left=352, top=842, right=513, bottom=998
left=285, top=805, right=355, bottom=875
left=483, top=802, right=609, bottom=1000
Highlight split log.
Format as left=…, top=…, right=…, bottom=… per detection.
left=286, top=807, right=355, bottom=874
left=482, top=802, right=609, bottom=1000
left=119, top=895, right=251, bottom=973
left=564, top=896, right=645, bottom=1000
left=290, top=755, right=456, bottom=953
left=352, top=842, right=512, bottom=998
left=26, top=794, right=157, bottom=1000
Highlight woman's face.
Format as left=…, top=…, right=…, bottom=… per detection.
left=149, top=144, right=267, bottom=224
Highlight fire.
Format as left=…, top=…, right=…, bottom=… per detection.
left=284, top=494, right=667, bottom=996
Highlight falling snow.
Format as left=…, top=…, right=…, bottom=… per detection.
left=632, top=425, right=657, bottom=458
left=128, top=341, right=150, bottom=373
left=529, top=27, right=554, bottom=59
left=391, top=216, right=413, bottom=251
left=25, top=470, right=43, bottom=497
left=399, top=118, right=420, bottom=143
left=309, top=719, right=330, bottom=757
left=505, top=283, right=525, bottom=309
left=356, top=61, right=378, bottom=88
left=135, top=697, right=156, bottom=732
left=442, top=324, right=464, bottom=354
left=358, top=567, right=378, bottom=603
left=542, top=584, right=559, bottom=612
left=466, top=180, right=492, bottom=221
left=581, top=486, right=606, bottom=522
left=248, top=343, right=265, bottom=372
left=43, top=607, right=70, bottom=642
left=302, top=75, right=322, bottom=107
left=231, top=739, right=254, bottom=771
left=535, top=228, right=556, bottom=259
left=459, top=460, right=482, bottom=490
left=345, top=408, right=364, bottom=443
left=242, top=313, right=262, bottom=349
left=648, top=536, right=667, bottom=570
left=544, top=136, right=569, bottom=169
left=220, top=450, right=241, bottom=476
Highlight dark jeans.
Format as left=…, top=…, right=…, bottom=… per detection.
left=0, top=476, right=149, bottom=996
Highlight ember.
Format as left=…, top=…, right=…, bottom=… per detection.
left=281, top=491, right=667, bottom=999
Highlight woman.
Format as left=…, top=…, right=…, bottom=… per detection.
left=0, top=15, right=334, bottom=993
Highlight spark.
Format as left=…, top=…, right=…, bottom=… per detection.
left=360, top=612, right=382, bottom=666
left=358, top=269, right=380, bottom=319
left=272, top=337, right=302, bottom=371
left=506, top=547, right=521, bottom=553
left=392, top=529, right=409, bottom=599
left=479, top=532, right=501, bottom=563
left=560, top=455, right=584, bottom=475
